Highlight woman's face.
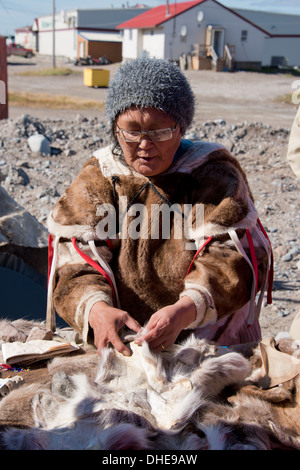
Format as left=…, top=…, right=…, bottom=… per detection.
left=115, top=107, right=182, bottom=177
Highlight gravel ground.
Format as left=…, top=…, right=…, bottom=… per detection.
left=1, top=56, right=299, bottom=338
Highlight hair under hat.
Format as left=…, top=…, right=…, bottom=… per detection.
left=105, top=58, right=195, bottom=135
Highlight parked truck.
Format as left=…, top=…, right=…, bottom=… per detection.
left=7, top=43, right=35, bottom=58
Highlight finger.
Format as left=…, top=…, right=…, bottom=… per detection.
left=144, top=331, right=168, bottom=351
left=125, top=316, right=142, bottom=334
left=147, top=330, right=175, bottom=350
left=144, top=315, right=158, bottom=330
left=140, top=325, right=162, bottom=343
left=109, top=330, right=132, bottom=357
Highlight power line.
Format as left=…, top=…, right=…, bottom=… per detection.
left=0, top=0, right=10, bottom=14
left=0, top=1, right=46, bottom=16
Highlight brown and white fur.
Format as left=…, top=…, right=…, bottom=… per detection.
left=1, top=319, right=300, bottom=450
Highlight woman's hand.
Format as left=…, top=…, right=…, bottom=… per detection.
left=135, top=296, right=196, bottom=352
left=89, top=301, right=142, bottom=356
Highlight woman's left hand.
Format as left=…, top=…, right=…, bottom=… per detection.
left=135, top=296, right=196, bottom=352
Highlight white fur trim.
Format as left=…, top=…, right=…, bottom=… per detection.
left=47, top=212, right=97, bottom=241
left=93, top=145, right=141, bottom=178
left=75, top=291, right=113, bottom=343
left=179, top=289, right=206, bottom=329
left=180, top=283, right=217, bottom=329
left=183, top=197, right=258, bottom=249
left=46, top=235, right=59, bottom=332
left=163, top=141, right=226, bottom=175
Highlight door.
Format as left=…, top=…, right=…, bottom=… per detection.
left=206, top=26, right=225, bottom=58
left=212, top=30, right=224, bottom=57
left=79, top=41, right=85, bottom=58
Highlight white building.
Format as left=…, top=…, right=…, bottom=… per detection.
left=233, top=8, right=300, bottom=68
left=14, top=25, right=36, bottom=51
left=26, top=7, right=149, bottom=61
left=117, top=0, right=300, bottom=70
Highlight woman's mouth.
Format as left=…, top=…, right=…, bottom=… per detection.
left=137, top=154, right=155, bottom=161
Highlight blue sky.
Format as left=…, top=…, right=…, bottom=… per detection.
left=1, top=0, right=300, bottom=36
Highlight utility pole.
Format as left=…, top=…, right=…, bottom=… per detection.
left=52, top=0, right=56, bottom=68
left=166, top=0, right=170, bottom=16
left=0, top=36, right=8, bottom=120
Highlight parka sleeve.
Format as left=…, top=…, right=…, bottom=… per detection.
left=178, top=153, right=269, bottom=330
left=47, top=158, right=118, bottom=341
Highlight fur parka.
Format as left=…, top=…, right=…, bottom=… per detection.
left=47, top=140, right=271, bottom=346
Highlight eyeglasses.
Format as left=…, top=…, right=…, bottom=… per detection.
left=115, top=124, right=177, bottom=142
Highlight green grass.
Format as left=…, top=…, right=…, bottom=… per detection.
left=8, top=90, right=105, bottom=110
left=19, top=67, right=81, bottom=77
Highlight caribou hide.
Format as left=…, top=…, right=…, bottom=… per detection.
left=0, top=319, right=300, bottom=450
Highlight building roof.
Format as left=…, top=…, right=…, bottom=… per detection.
left=233, top=8, right=300, bottom=36
left=117, top=1, right=203, bottom=29
left=33, top=8, right=150, bottom=33
left=117, top=0, right=300, bottom=38
left=77, top=7, right=150, bottom=31
left=15, top=26, right=33, bottom=33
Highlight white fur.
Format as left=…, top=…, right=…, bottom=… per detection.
left=1, top=333, right=253, bottom=450
left=1, top=329, right=300, bottom=451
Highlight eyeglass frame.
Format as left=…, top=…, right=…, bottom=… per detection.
left=115, top=123, right=178, bottom=143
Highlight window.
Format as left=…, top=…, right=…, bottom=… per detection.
left=241, top=30, right=248, bottom=42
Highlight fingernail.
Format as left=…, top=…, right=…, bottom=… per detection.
left=123, top=350, right=131, bottom=357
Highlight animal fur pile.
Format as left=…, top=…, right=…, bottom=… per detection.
left=0, top=319, right=300, bottom=450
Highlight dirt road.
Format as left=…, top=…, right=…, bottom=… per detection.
left=6, top=55, right=299, bottom=128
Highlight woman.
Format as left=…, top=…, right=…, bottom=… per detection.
left=47, top=58, right=272, bottom=356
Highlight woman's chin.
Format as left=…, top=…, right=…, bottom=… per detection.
left=133, top=159, right=169, bottom=177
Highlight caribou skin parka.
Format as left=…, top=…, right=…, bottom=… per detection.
left=47, top=140, right=272, bottom=346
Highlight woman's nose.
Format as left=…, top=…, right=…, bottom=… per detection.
left=138, top=135, right=154, bottom=147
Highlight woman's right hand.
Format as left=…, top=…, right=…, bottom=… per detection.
left=89, top=301, right=142, bottom=356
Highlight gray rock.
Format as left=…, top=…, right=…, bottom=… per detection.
left=0, top=186, right=48, bottom=248
left=27, top=134, right=51, bottom=155
left=281, top=253, right=293, bottom=262
left=289, top=245, right=300, bottom=256
left=26, top=326, right=53, bottom=342
left=17, top=167, right=30, bottom=186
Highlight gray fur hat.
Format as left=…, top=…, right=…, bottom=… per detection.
left=105, top=58, right=195, bottom=135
